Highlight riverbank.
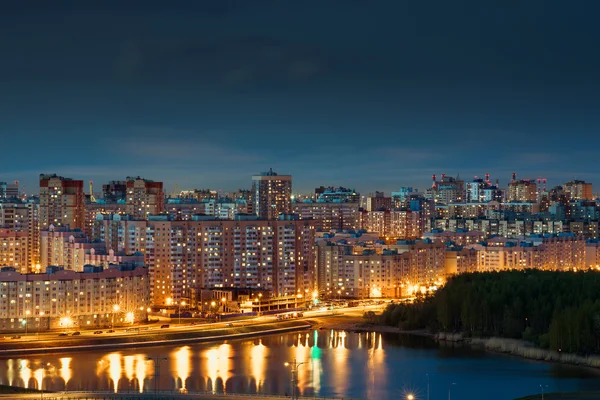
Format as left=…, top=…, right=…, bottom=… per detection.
left=433, top=333, right=600, bottom=369
left=515, top=392, right=600, bottom=399
left=0, top=320, right=311, bottom=356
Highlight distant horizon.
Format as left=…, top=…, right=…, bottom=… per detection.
left=3, top=169, right=597, bottom=198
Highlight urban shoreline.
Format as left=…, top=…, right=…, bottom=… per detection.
left=0, top=320, right=312, bottom=357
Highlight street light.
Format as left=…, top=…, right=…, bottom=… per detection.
left=284, top=358, right=306, bottom=400
left=540, top=384, right=548, bottom=400
left=112, top=304, right=120, bottom=328
left=448, top=382, right=456, bottom=400
left=38, top=311, right=45, bottom=338
left=178, top=301, right=186, bottom=325
left=407, top=394, right=415, bottom=400
left=147, top=357, right=168, bottom=398
left=258, top=293, right=263, bottom=316
left=24, top=310, right=31, bottom=335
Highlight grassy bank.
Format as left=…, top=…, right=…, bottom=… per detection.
left=0, top=320, right=310, bottom=356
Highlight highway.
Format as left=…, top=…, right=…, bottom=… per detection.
left=0, top=303, right=384, bottom=345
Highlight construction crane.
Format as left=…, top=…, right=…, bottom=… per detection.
left=89, top=181, right=97, bottom=203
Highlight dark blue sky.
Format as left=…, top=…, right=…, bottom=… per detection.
left=1, top=1, right=599, bottom=194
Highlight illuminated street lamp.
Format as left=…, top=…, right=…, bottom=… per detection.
left=407, top=394, right=415, bottom=400
left=540, top=384, right=548, bottom=400
left=178, top=301, right=186, bottom=325
left=284, top=358, right=306, bottom=400
left=112, top=304, right=120, bottom=328
left=258, top=293, right=263, bottom=315
left=38, top=311, right=45, bottom=338
left=448, top=382, right=456, bottom=400
left=24, top=310, right=30, bottom=335
left=126, top=311, right=135, bottom=325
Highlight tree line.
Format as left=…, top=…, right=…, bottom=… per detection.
left=379, top=270, right=600, bottom=354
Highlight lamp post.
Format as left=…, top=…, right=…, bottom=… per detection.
left=284, top=358, right=306, bottom=400
left=407, top=394, right=415, bottom=400
left=540, top=384, right=548, bottom=400
left=178, top=301, right=186, bottom=325
left=448, top=382, right=456, bottom=400
left=38, top=311, right=44, bottom=338
left=147, top=357, right=168, bottom=398
left=112, top=304, right=120, bottom=328
left=258, top=293, right=263, bottom=316
left=24, top=310, right=30, bottom=335
left=426, top=374, right=430, bottom=400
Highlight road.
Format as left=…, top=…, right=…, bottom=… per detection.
left=0, top=304, right=385, bottom=346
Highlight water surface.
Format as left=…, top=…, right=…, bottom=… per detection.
left=1, top=330, right=599, bottom=399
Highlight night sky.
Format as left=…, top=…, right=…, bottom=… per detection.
left=1, top=1, right=599, bottom=194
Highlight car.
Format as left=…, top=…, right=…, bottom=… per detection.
left=11, top=335, right=21, bottom=339
left=72, top=331, right=81, bottom=336
left=160, top=324, right=170, bottom=329
left=58, top=333, right=69, bottom=337
left=225, top=323, right=233, bottom=327
left=94, top=330, right=103, bottom=334
left=106, top=329, right=115, bottom=333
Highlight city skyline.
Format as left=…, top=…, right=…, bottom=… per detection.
left=2, top=1, right=600, bottom=193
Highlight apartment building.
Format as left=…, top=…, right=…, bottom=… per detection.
left=92, top=215, right=315, bottom=306
left=0, top=263, right=149, bottom=331
left=0, top=200, right=39, bottom=270
left=39, top=174, right=85, bottom=230
left=125, top=177, right=165, bottom=219
left=252, top=169, right=292, bottom=220
left=40, top=226, right=105, bottom=271
left=0, top=229, right=28, bottom=273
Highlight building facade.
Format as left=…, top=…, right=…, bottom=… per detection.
left=0, top=263, right=149, bottom=331
left=252, top=169, right=292, bottom=220
left=39, top=174, right=85, bottom=230
left=125, top=177, right=165, bottom=220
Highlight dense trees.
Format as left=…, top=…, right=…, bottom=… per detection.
left=380, top=270, right=600, bottom=354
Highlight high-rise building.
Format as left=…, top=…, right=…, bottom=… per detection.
left=252, top=169, right=292, bottom=220
left=366, top=192, right=392, bottom=211
left=0, top=181, right=19, bottom=199
left=0, top=199, right=39, bottom=270
left=563, top=180, right=593, bottom=200
left=102, top=181, right=127, bottom=203
left=125, top=177, right=165, bottom=219
left=0, top=229, right=28, bottom=273
left=507, top=179, right=537, bottom=203
left=92, top=215, right=315, bottom=306
left=39, top=174, right=85, bottom=230
left=425, top=174, right=465, bottom=204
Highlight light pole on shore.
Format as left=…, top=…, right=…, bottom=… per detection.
left=285, top=358, right=306, bottom=400
left=24, top=310, right=30, bottom=335
left=448, top=382, right=456, bottom=400
left=540, top=384, right=548, bottom=400
left=426, top=373, right=430, bottom=400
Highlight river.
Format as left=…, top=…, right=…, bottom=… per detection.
left=1, top=329, right=600, bottom=400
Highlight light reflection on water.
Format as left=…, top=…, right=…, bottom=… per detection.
left=1, top=330, right=600, bottom=400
